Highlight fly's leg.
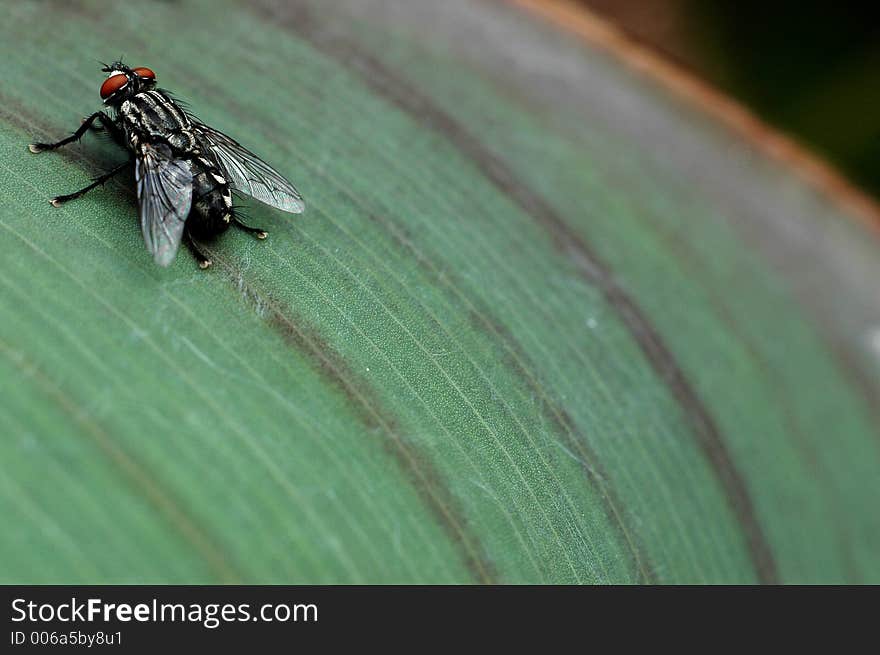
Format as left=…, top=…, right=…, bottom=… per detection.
left=184, top=231, right=212, bottom=269
left=231, top=215, right=268, bottom=239
left=29, top=111, right=117, bottom=153
left=49, top=161, right=131, bottom=207
left=86, top=116, right=105, bottom=132
left=94, top=114, right=125, bottom=143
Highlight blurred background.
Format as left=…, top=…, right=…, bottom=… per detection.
left=579, top=0, right=880, bottom=199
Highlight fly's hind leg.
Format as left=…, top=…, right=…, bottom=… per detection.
left=184, top=231, right=213, bottom=270
left=231, top=215, right=268, bottom=240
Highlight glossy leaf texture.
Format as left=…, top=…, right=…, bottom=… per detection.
left=1, top=0, right=879, bottom=583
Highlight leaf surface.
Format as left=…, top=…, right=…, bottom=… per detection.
left=1, top=0, right=879, bottom=583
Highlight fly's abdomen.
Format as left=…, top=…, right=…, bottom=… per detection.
left=187, top=157, right=234, bottom=239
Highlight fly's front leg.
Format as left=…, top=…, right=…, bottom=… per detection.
left=83, top=114, right=125, bottom=141
left=85, top=115, right=105, bottom=132
left=49, top=160, right=131, bottom=207
left=28, top=111, right=117, bottom=153
left=93, top=113, right=125, bottom=143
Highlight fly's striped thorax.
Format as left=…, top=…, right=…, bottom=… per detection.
left=125, top=90, right=197, bottom=153
left=136, top=90, right=191, bottom=130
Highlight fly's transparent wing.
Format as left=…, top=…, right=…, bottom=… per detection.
left=194, top=123, right=304, bottom=214
left=135, top=143, right=193, bottom=267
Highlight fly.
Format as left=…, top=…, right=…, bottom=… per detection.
left=29, top=61, right=305, bottom=269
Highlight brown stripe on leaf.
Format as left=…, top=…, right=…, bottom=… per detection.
left=0, top=341, right=244, bottom=584
left=254, top=0, right=779, bottom=583
left=210, top=257, right=498, bottom=583
left=469, top=307, right=658, bottom=583
left=360, top=207, right=657, bottom=582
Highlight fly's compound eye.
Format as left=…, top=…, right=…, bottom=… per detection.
left=100, top=73, right=128, bottom=100
left=132, top=67, right=155, bottom=80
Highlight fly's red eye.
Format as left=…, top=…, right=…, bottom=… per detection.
left=132, top=67, right=155, bottom=80
left=100, top=73, right=128, bottom=100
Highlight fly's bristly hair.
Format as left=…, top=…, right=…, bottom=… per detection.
left=29, top=61, right=305, bottom=269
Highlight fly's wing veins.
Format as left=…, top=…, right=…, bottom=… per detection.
left=135, top=143, right=193, bottom=267
left=193, top=122, right=304, bottom=214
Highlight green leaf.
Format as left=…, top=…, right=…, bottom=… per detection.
left=2, top=0, right=879, bottom=583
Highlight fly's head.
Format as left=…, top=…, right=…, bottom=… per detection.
left=99, top=61, right=157, bottom=105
